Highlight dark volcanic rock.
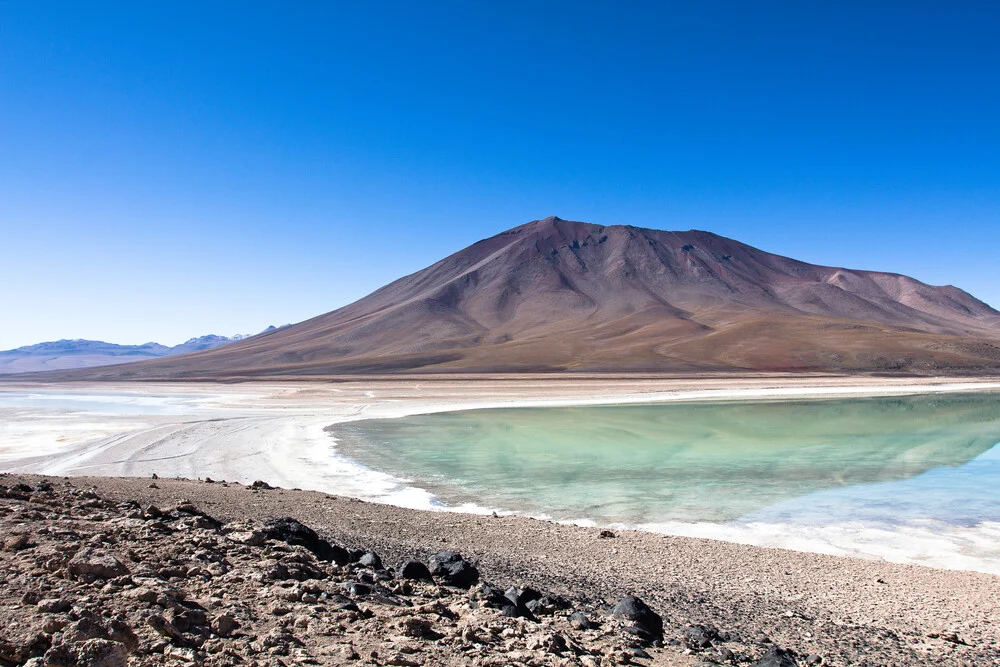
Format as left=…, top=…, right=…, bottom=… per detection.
left=502, top=585, right=546, bottom=620
left=755, top=646, right=799, bottom=667
left=427, top=550, right=479, bottom=588
left=441, top=559, right=479, bottom=588
left=505, top=585, right=543, bottom=607
left=611, top=595, right=663, bottom=642
left=261, top=517, right=349, bottom=564
left=526, top=596, right=560, bottom=616
left=682, top=624, right=719, bottom=650
left=400, top=559, right=433, bottom=581
left=470, top=583, right=508, bottom=608
left=428, top=550, right=464, bottom=576
left=345, top=582, right=372, bottom=596
left=501, top=604, right=527, bottom=619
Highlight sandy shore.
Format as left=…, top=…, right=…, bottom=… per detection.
left=3, top=472, right=997, bottom=666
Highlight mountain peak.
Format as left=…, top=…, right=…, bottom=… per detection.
left=28, top=218, right=1000, bottom=379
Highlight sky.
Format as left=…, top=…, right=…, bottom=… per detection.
left=1, top=1, right=998, bottom=349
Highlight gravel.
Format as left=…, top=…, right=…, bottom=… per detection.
left=1, top=472, right=997, bottom=666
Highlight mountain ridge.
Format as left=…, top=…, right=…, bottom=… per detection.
left=14, top=217, right=1000, bottom=378
left=0, top=330, right=277, bottom=374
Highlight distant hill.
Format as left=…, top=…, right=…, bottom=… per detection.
left=26, top=217, right=1000, bottom=378
left=0, top=329, right=278, bottom=374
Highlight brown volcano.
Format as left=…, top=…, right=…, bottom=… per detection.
left=39, top=217, right=1000, bottom=378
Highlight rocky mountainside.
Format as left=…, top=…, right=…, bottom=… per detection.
left=0, top=330, right=278, bottom=375
left=33, top=217, right=1000, bottom=378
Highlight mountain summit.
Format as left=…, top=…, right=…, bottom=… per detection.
left=38, top=217, right=1000, bottom=378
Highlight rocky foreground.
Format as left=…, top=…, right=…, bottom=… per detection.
left=0, top=475, right=996, bottom=666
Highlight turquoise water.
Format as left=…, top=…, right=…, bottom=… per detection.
left=329, top=393, right=1000, bottom=528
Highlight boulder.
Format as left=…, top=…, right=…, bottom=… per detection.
left=147, top=614, right=186, bottom=644
left=504, top=585, right=542, bottom=607
left=427, top=550, right=479, bottom=588
left=526, top=596, right=560, bottom=616
left=400, top=559, right=432, bottom=581
left=682, top=624, right=718, bottom=650
left=441, top=560, right=479, bottom=588
left=427, top=550, right=464, bottom=576
left=3, top=533, right=29, bottom=551
left=610, top=595, right=663, bottom=642
left=67, top=547, right=129, bottom=580
left=755, top=646, right=799, bottom=667
left=261, top=518, right=349, bottom=564
left=45, top=639, right=128, bottom=667
left=73, top=639, right=128, bottom=667
left=500, top=604, right=522, bottom=618
left=503, top=585, right=544, bottom=620
left=212, top=613, right=238, bottom=637
left=395, top=617, right=438, bottom=639
left=358, top=551, right=383, bottom=569
left=469, top=583, right=507, bottom=608
left=344, top=582, right=372, bottom=596
left=0, top=639, right=24, bottom=664
left=41, top=644, right=76, bottom=667
left=36, top=598, right=72, bottom=614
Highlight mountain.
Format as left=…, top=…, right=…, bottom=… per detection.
left=0, top=333, right=255, bottom=374
left=23, top=217, right=1000, bottom=378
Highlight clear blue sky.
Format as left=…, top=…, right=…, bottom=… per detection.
left=1, top=1, right=998, bottom=349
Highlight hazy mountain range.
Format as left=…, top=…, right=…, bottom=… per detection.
left=13, top=217, right=1000, bottom=378
left=0, top=328, right=278, bottom=374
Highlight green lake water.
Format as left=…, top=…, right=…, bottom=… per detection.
left=328, top=392, right=1000, bottom=571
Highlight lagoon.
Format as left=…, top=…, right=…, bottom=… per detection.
left=329, top=392, right=1000, bottom=570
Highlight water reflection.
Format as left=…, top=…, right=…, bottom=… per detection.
left=329, top=393, right=1000, bottom=524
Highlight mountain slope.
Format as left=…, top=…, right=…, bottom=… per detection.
left=31, top=217, right=1000, bottom=378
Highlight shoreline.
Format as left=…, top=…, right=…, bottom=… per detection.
left=3, top=472, right=998, bottom=666
left=2, top=376, right=1000, bottom=575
